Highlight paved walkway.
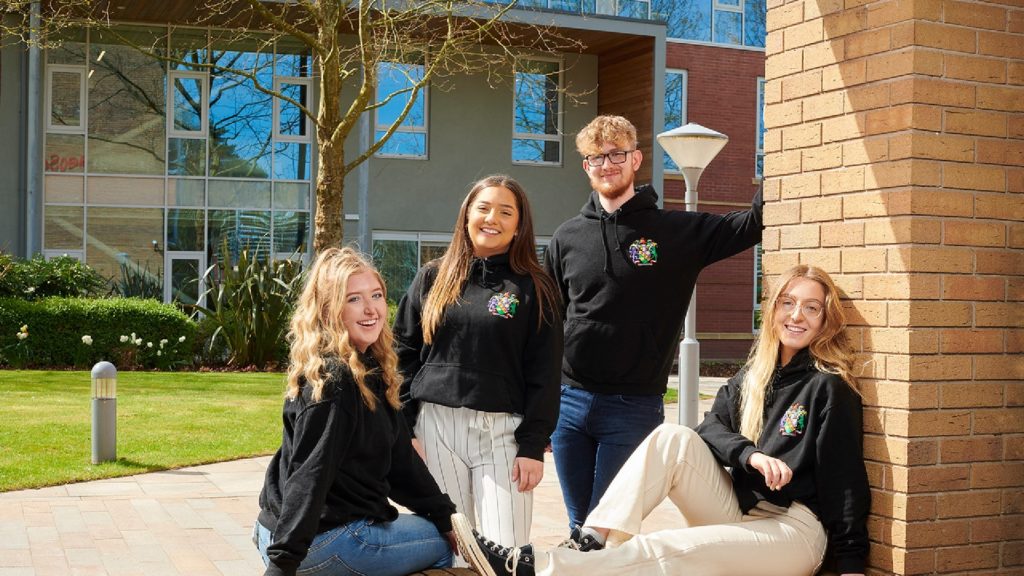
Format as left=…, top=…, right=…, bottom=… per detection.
left=0, top=378, right=726, bottom=576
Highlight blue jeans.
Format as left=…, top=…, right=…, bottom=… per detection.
left=255, top=515, right=452, bottom=576
left=551, top=384, right=665, bottom=530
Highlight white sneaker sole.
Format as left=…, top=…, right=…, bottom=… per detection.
left=451, top=513, right=498, bottom=576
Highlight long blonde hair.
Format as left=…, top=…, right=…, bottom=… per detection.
left=738, top=265, right=858, bottom=442
left=420, top=175, right=559, bottom=344
left=286, top=247, right=401, bottom=410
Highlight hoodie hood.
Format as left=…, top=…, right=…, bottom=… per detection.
left=580, top=184, right=659, bottom=273
left=580, top=183, right=659, bottom=219
left=469, top=252, right=510, bottom=289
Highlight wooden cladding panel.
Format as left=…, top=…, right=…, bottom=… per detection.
left=596, top=36, right=655, bottom=183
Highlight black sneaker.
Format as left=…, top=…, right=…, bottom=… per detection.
left=557, top=525, right=605, bottom=552
left=451, top=513, right=535, bottom=576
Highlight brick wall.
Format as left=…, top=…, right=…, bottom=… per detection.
left=662, top=43, right=765, bottom=359
left=763, top=0, right=1022, bottom=573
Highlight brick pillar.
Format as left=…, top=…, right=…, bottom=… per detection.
left=762, top=0, right=1023, bottom=573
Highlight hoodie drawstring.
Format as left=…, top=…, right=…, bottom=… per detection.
left=600, top=217, right=612, bottom=274
left=600, top=211, right=623, bottom=275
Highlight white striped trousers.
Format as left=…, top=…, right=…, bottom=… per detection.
left=415, top=402, right=533, bottom=549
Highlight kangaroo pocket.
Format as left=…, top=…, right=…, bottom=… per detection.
left=563, top=319, right=658, bottom=385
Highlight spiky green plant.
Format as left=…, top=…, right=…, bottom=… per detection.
left=194, top=243, right=304, bottom=369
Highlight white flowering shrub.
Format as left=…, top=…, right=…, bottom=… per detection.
left=0, top=297, right=196, bottom=369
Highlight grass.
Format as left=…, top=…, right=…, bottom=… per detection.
left=663, top=388, right=715, bottom=404
left=0, top=370, right=287, bottom=492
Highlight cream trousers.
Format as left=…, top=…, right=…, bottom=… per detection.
left=538, top=423, right=827, bottom=576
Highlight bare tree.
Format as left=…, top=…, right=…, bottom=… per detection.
left=2, top=0, right=584, bottom=251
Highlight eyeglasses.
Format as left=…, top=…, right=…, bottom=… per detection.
left=585, top=149, right=635, bottom=167
left=776, top=296, right=824, bottom=319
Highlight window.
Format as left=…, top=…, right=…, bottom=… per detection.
left=46, top=65, right=86, bottom=133
left=618, top=0, right=651, bottom=18
left=653, top=0, right=766, bottom=48
left=43, top=27, right=314, bottom=303
left=274, top=77, right=312, bottom=142
left=663, top=70, right=688, bottom=172
left=755, top=77, right=765, bottom=179
left=168, top=70, right=208, bottom=138
left=374, top=59, right=428, bottom=158
left=208, top=47, right=274, bottom=178
left=372, top=233, right=451, bottom=300
left=87, top=26, right=167, bottom=175
left=752, top=243, right=762, bottom=331
left=513, top=58, right=562, bottom=165
left=372, top=233, right=551, bottom=299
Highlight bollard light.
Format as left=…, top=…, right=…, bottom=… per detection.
left=91, top=361, right=117, bottom=464
left=657, top=123, right=729, bottom=429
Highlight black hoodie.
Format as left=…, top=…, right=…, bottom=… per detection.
left=257, top=355, right=456, bottom=576
left=394, top=253, right=563, bottom=460
left=544, top=184, right=762, bottom=395
left=695, top=348, right=871, bottom=574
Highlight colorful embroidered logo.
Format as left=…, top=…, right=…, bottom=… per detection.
left=779, top=403, right=808, bottom=436
left=628, top=238, right=659, bottom=266
left=488, top=292, right=520, bottom=319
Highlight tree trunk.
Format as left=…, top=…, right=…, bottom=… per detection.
left=312, top=14, right=345, bottom=253
left=313, top=136, right=345, bottom=252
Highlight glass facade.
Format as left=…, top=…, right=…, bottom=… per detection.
left=43, top=26, right=313, bottom=301
left=502, top=0, right=766, bottom=48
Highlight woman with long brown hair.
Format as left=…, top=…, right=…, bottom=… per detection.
left=255, top=247, right=457, bottom=576
left=394, top=175, right=562, bottom=550
left=453, top=264, right=870, bottom=576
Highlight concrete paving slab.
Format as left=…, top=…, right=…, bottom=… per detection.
left=0, top=377, right=722, bottom=575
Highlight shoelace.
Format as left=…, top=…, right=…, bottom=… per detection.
left=557, top=537, right=580, bottom=550
left=504, top=546, right=527, bottom=575
left=479, top=534, right=530, bottom=575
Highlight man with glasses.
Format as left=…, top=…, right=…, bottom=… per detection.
left=544, top=114, right=763, bottom=539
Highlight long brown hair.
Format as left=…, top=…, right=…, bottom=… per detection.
left=421, top=175, right=560, bottom=344
left=738, top=264, right=858, bottom=442
left=286, top=247, right=401, bottom=410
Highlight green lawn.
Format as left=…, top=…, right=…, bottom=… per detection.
left=662, top=389, right=714, bottom=404
left=0, top=370, right=286, bottom=492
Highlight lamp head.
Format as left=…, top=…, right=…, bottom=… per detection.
left=657, top=123, right=729, bottom=193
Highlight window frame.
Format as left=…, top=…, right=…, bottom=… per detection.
left=46, top=64, right=87, bottom=134
left=167, top=69, right=209, bottom=139
left=511, top=56, right=563, bottom=167
left=273, top=75, right=313, bottom=143
left=373, top=58, right=429, bottom=160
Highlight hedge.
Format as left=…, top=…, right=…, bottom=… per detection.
left=0, top=297, right=197, bottom=369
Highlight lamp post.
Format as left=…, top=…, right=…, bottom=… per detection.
left=91, top=361, right=117, bottom=464
left=656, top=123, right=729, bottom=428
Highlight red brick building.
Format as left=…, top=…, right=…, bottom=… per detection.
left=662, top=43, right=767, bottom=359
